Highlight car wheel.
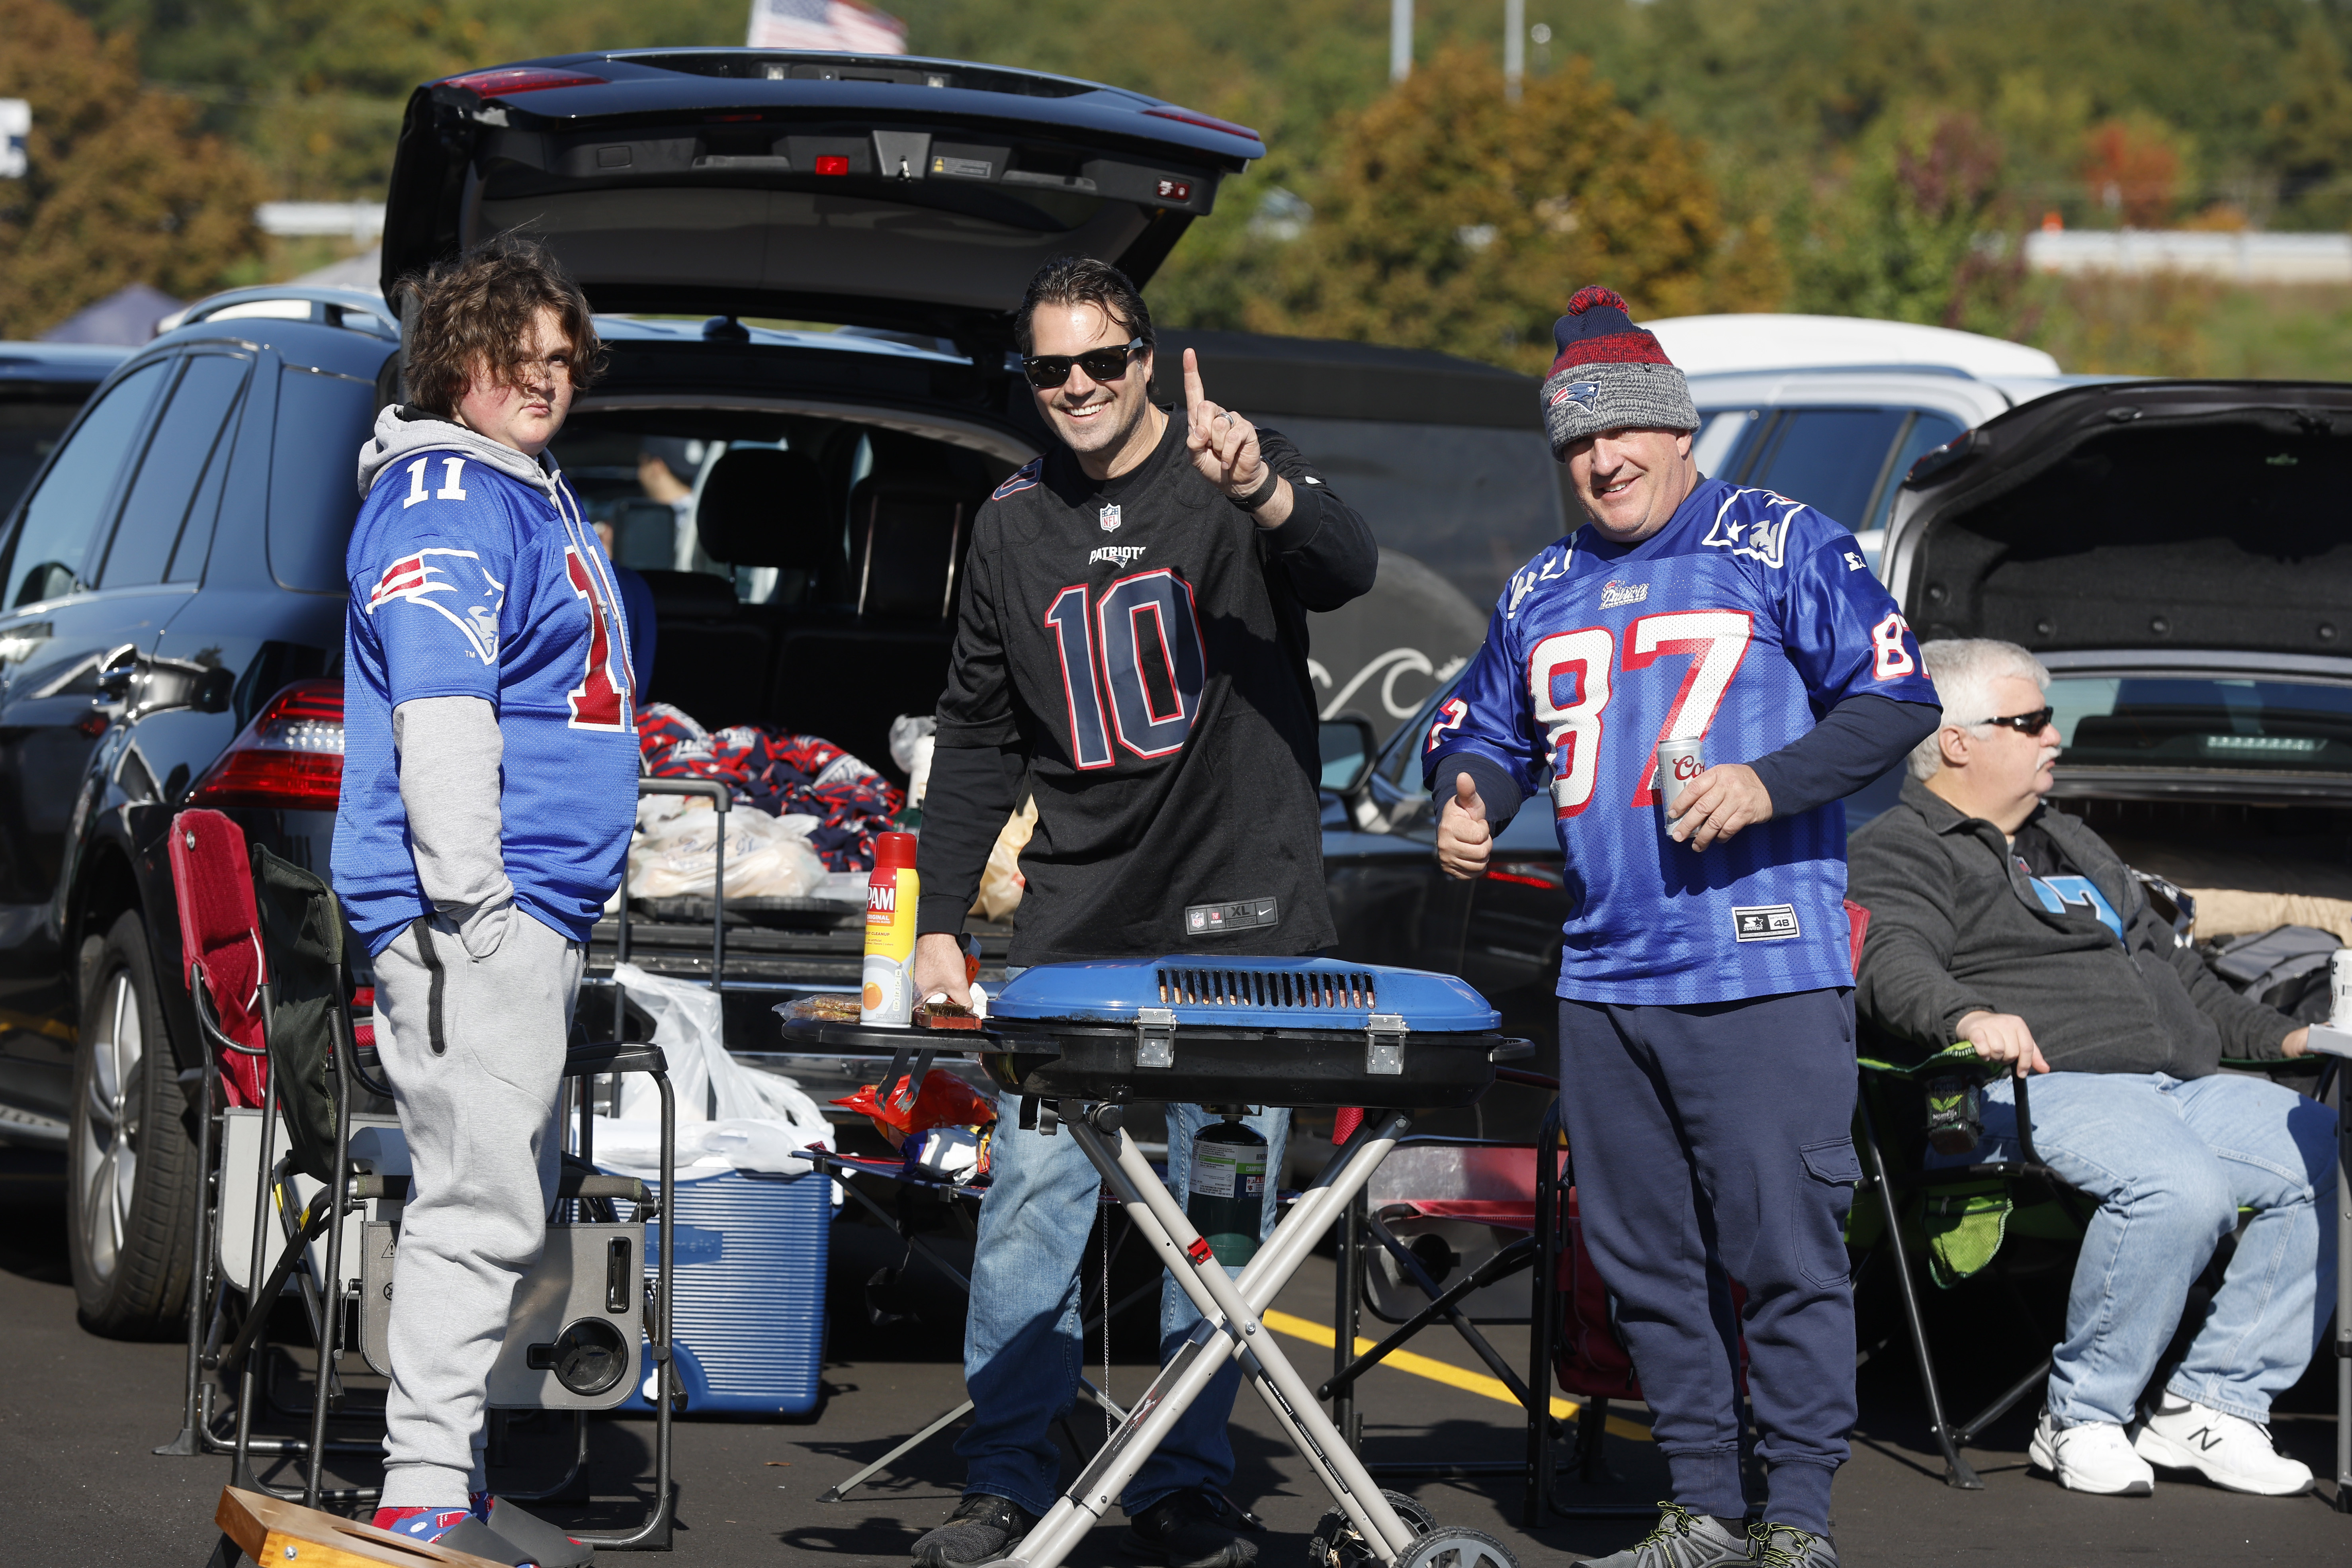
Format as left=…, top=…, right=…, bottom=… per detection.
left=68, top=909, right=198, bottom=1337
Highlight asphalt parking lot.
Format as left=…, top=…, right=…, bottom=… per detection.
left=2, top=1150, right=2344, bottom=1567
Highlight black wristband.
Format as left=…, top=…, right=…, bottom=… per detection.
left=1234, top=465, right=1283, bottom=512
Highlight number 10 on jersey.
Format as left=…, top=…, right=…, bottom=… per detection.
left=1046, top=569, right=1206, bottom=768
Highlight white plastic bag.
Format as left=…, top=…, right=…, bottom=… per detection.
left=627, top=802, right=825, bottom=901
left=592, top=963, right=835, bottom=1187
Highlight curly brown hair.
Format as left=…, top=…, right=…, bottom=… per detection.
left=397, top=234, right=606, bottom=416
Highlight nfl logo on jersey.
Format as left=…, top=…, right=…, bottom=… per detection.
left=1100, top=504, right=1122, bottom=533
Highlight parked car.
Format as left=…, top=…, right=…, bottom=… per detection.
left=0, top=344, right=127, bottom=531
left=1323, top=376, right=2352, bottom=1083
left=0, top=48, right=1569, bottom=1330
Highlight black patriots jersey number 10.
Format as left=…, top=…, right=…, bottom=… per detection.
left=919, top=416, right=1380, bottom=965
left=1046, top=567, right=1205, bottom=766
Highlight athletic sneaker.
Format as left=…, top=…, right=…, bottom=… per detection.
left=370, top=1505, right=541, bottom=1565
left=2133, top=1397, right=2315, bottom=1496
left=1750, top=1523, right=1838, bottom=1566
left=911, top=1493, right=1036, bottom=1568
left=1120, top=1489, right=1257, bottom=1568
left=371, top=1506, right=476, bottom=1545
left=1581, top=1503, right=1754, bottom=1567
left=2028, top=1408, right=2154, bottom=1496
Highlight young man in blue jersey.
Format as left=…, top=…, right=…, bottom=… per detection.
left=1427, top=287, right=1941, bottom=1567
left=333, top=237, right=639, bottom=1552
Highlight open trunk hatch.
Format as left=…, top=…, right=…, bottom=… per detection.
left=381, top=50, right=1261, bottom=349
left=1886, top=380, right=2352, bottom=661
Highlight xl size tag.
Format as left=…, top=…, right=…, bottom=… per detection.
left=1185, top=897, right=1277, bottom=936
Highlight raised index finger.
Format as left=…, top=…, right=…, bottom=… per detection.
left=1183, top=347, right=1206, bottom=420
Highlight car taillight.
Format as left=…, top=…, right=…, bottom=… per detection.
left=442, top=66, right=608, bottom=98
left=1142, top=105, right=1261, bottom=143
left=186, top=680, right=345, bottom=810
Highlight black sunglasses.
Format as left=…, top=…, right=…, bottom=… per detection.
left=1972, top=706, right=2056, bottom=734
left=1022, top=336, right=1146, bottom=391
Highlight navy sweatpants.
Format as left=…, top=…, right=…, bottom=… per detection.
left=1556, top=988, right=1859, bottom=1534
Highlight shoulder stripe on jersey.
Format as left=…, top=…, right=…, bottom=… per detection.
left=992, top=458, right=1043, bottom=501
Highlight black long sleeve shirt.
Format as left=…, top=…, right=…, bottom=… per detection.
left=915, top=412, right=1376, bottom=965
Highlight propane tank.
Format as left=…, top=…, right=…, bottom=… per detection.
left=1185, top=1112, right=1267, bottom=1265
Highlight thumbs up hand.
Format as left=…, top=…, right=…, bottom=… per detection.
left=1436, top=771, right=1493, bottom=881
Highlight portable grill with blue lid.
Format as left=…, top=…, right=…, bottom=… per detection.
left=980, top=956, right=1509, bottom=1107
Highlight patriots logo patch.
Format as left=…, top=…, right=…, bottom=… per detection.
left=1549, top=381, right=1600, bottom=413
left=991, top=458, right=1043, bottom=501
left=365, top=547, right=504, bottom=664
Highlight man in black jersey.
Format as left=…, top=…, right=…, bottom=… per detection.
left=905, top=256, right=1376, bottom=1568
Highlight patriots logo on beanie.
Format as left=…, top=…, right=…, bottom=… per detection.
left=1538, top=285, right=1699, bottom=459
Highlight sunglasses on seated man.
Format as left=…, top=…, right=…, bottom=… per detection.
left=1971, top=706, right=2056, bottom=735
left=1022, top=336, right=1147, bottom=391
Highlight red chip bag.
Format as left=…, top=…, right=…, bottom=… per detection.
left=831, top=1068, right=999, bottom=1137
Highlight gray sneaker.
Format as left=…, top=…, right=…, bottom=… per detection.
left=1750, top=1524, right=1838, bottom=1567
left=1583, top=1503, right=1754, bottom=1567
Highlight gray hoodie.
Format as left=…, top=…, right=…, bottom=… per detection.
left=356, top=403, right=567, bottom=501
left=1849, top=775, right=2294, bottom=1075
left=351, top=406, right=585, bottom=959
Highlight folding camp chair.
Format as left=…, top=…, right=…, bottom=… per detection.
left=160, top=808, right=684, bottom=1548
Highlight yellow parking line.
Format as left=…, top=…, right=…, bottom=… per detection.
left=1259, top=1308, right=1654, bottom=1443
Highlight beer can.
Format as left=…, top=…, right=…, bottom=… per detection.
left=2332, top=947, right=2352, bottom=1027
left=1656, top=737, right=1706, bottom=817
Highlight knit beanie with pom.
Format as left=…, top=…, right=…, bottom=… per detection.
left=1539, top=285, right=1699, bottom=458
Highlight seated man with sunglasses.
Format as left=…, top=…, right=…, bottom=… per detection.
left=1849, top=637, right=2334, bottom=1500
left=903, top=254, right=1374, bottom=1568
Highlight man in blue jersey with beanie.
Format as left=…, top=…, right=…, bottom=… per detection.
left=1427, top=287, right=1942, bottom=1567
left=334, top=235, right=639, bottom=1556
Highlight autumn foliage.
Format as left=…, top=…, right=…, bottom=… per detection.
left=1239, top=50, right=1783, bottom=377
left=0, top=0, right=268, bottom=338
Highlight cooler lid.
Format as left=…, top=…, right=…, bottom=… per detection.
left=990, top=957, right=1499, bottom=1032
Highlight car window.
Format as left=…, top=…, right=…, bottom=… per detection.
left=0, top=360, right=168, bottom=611
left=1868, top=412, right=1965, bottom=531
left=0, top=392, right=97, bottom=524
left=268, top=366, right=380, bottom=594
left=1691, top=408, right=1758, bottom=478
left=2052, top=675, right=2352, bottom=778
left=1738, top=407, right=1910, bottom=530
left=1268, top=416, right=1565, bottom=610
left=99, top=354, right=250, bottom=588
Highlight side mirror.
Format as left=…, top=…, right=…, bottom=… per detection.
left=1317, top=716, right=1378, bottom=796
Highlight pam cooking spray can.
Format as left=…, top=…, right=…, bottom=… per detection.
left=1656, top=737, right=1706, bottom=822
left=862, top=832, right=920, bottom=1025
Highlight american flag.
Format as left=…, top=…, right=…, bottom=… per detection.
left=746, top=0, right=907, bottom=53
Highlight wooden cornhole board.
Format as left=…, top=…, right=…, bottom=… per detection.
left=215, top=1488, right=511, bottom=1568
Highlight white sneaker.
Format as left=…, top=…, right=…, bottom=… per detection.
left=2133, top=1398, right=2315, bottom=1496
left=2029, top=1408, right=2154, bottom=1496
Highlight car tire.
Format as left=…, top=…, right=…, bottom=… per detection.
left=68, top=909, right=198, bottom=1338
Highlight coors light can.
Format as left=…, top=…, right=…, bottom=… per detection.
left=1656, top=737, right=1706, bottom=818
left=2332, top=947, right=2352, bottom=1028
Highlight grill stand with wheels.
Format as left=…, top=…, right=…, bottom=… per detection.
left=975, top=1100, right=1513, bottom=1568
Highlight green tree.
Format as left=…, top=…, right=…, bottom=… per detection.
left=1794, top=108, right=2024, bottom=334
left=1227, top=49, right=1780, bottom=375
left=0, top=0, right=268, bottom=337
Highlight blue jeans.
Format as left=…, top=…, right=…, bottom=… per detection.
left=956, top=1096, right=1288, bottom=1516
left=1966, top=1070, right=2338, bottom=1427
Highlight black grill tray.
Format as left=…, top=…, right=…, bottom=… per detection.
left=978, top=1020, right=1501, bottom=1108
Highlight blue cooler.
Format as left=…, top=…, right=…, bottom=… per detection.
left=616, top=1166, right=832, bottom=1418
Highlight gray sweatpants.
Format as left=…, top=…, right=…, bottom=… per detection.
left=372, top=908, right=583, bottom=1508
